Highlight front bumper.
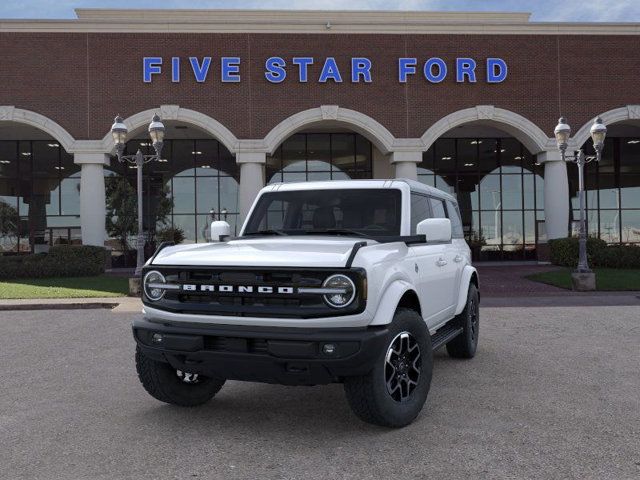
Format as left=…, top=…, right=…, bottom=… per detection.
left=133, top=318, right=389, bottom=386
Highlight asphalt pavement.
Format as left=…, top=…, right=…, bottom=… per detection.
left=1, top=306, right=639, bottom=479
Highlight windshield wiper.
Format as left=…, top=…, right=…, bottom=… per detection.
left=243, top=229, right=287, bottom=236
left=306, top=229, right=372, bottom=239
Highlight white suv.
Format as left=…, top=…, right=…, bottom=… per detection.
left=134, top=179, right=479, bottom=427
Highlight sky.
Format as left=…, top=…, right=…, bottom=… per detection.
left=0, top=0, right=639, bottom=22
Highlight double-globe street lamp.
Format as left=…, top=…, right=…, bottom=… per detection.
left=111, top=114, right=165, bottom=275
left=553, top=116, right=607, bottom=288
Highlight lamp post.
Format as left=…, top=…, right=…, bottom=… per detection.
left=111, top=114, right=165, bottom=275
left=553, top=116, right=607, bottom=288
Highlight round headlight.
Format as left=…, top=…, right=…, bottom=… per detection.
left=143, top=270, right=166, bottom=301
left=322, top=274, right=356, bottom=309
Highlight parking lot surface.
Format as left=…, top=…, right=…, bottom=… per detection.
left=1, top=306, right=639, bottom=479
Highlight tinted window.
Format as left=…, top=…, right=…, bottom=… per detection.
left=446, top=200, right=464, bottom=238
left=430, top=197, right=447, bottom=219
left=245, top=189, right=402, bottom=237
left=410, top=193, right=431, bottom=234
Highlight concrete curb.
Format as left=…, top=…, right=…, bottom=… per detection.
left=0, top=302, right=119, bottom=311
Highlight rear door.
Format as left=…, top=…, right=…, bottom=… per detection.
left=408, top=193, right=453, bottom=326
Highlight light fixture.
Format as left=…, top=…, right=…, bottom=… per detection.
left=589, top=117, right=607, bottom=152
left=54, top=166, right=65, bottom=170
left=110, top=115, right=128, bottom=147
left=21, top=152, right=31, bottom=156
left=139, top=142, right=150, bottom=147
left=148, top=114, right=165, bottom=156
left=554, top=117, right=571, bottom=154
left=627, top=140, right=640, bottom=144
left=441, top=156, right=452, bottom=160
left=470, top=140, right=483, bottom=145
left=192, top=151, right=203, bottom=155
left=464, top=163, right=474, bottom=167
left=514, top=156, right=522, bottom=160
left=200, top=165, right=211, bottom=168
left=0, top=160, right=10, bottom=164
left=47, top=143, right=60, bottom=148
left=157, top=158, right=168, bottom=163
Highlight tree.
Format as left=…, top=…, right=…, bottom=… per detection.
left=105, top=176, right=172, bottom=252
left=0, top=200, right=20, bottom=251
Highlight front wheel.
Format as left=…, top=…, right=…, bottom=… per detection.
left=135, top=346, right=225, bottom=407
left=343, top=308, right=433, bottom=428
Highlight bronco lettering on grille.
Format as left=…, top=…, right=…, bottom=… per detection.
left=181, top=284, right=295, bottom=294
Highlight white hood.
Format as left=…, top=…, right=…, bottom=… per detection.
left=151, top=236, right=367, bottom=268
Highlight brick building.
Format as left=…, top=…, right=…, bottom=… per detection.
left=0, top=9, right=639, bottom=262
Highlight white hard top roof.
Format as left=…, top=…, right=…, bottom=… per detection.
left=263, top=178, right=457, bottom=203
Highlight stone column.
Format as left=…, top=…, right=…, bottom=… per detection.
left=391, top=150, right=422, bottom=180
left=237, top=151, right=266, bottom=225
left=538, top=151, right=570, bottom=240
left=75, top=153, right=110, bottom=246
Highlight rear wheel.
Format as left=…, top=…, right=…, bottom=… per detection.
left=446, top=283, right=479, bottom=359
left=343, top=308, right=433, bottom=428
left=135, top=346, right=225, bottom=407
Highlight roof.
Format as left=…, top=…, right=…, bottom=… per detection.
left=1, top=9, right=639, bottom=35
left=263, top=179, right=457, bottom=202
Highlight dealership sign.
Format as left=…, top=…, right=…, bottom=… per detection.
left=143, top=56, right=507, bottom=84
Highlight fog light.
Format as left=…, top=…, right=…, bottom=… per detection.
left=152, top=333, right=163, bottom=344
left=322, top=343, right=336, bottom=355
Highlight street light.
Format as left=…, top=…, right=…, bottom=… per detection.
left=553, top=116, right=607, bottom=285
left=111, top=113, right=165, bottom=275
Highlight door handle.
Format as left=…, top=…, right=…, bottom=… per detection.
left=436, top=258, right=447, bottom=267
left=454, top=255, right=463, bottom=263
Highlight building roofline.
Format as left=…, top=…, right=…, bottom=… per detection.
left=0, top=9, right=639, bottom=35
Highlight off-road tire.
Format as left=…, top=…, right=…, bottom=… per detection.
left=135, top=346, right=225, bottom=407
left=446, top=283, right=479, bottom=359
left=343, top=308, right=433, bottom=428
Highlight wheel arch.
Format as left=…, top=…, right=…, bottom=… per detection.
left=370, top=280, right=423, bottom=326
left=454, top=266, right=480, bottom=316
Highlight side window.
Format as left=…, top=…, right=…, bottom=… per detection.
left=446, top=200, right=464, bottom=238
left=429, top=197, right=447, bottom=219
left=410, top=193, right=431, bottom=234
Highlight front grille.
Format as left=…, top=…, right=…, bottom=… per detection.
left=144, top=266, right=366, bottom=319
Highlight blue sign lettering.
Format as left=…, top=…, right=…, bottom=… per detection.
left=398, top=58, right=417, bottom=83
left=265, top=56, right=287, bottom=83
left=221, top=57, right=241, bottom=82
left=319, top=57, right=342, bottom=83
left=292, top=57, right=314, bottom=82
left=143, top=57, right=162, bottom=83
left=424, top=58, right=447, bottom=83
left=142, top=56, right=508, bottom=84
left=487, top=58, right=508, bottom=83
left=351, top=58, right=372, bottom=83
left=189, top=57, right=211, bottom=83
left=171, top=57, right=180, bottom=83
left=456, top=58, right=477, bottom=83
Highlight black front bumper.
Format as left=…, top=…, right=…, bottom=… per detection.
left=133, top=318, right=389, bottom=386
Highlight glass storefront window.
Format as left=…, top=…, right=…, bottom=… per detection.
left=267, top=133, right=373, bottom=184
left=0, top=140, right=80, bottom=253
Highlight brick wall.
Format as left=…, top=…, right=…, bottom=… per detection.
left=0, top=32, right=638, bottom=142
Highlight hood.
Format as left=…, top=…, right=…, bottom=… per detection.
left=151, top=236, right=368, bottom=268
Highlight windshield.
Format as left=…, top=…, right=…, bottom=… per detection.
left=243, top=189, right=402, bottom=238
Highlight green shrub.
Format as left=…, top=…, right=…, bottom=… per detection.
left=594, top=245, right=640, bottom=269
left=549, top=237, right=640, bottom=269
left=0, top=245, right=108, bottom=280
left=549, top=237, right=607, bottom=267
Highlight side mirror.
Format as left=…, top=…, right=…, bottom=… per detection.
left=210, top=221, right=231, bottom=242
left=416, top=218, right=451, bottom=243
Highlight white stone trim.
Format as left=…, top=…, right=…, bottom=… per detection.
left=1, top=10, right=639, bottom=35
left=0, top=106, right=76, bottom=152
left=263, top=106, right=396, bottom=155
left=99, top=105, right=239, bottom=155
left=421, top=106, right=552, bottom=154
left=570, top=105, right=640, bottom=149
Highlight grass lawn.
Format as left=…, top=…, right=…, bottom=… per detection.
left=527, top=268, right=640, bottom=291
left=0, top=275, right=130, bottom=299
